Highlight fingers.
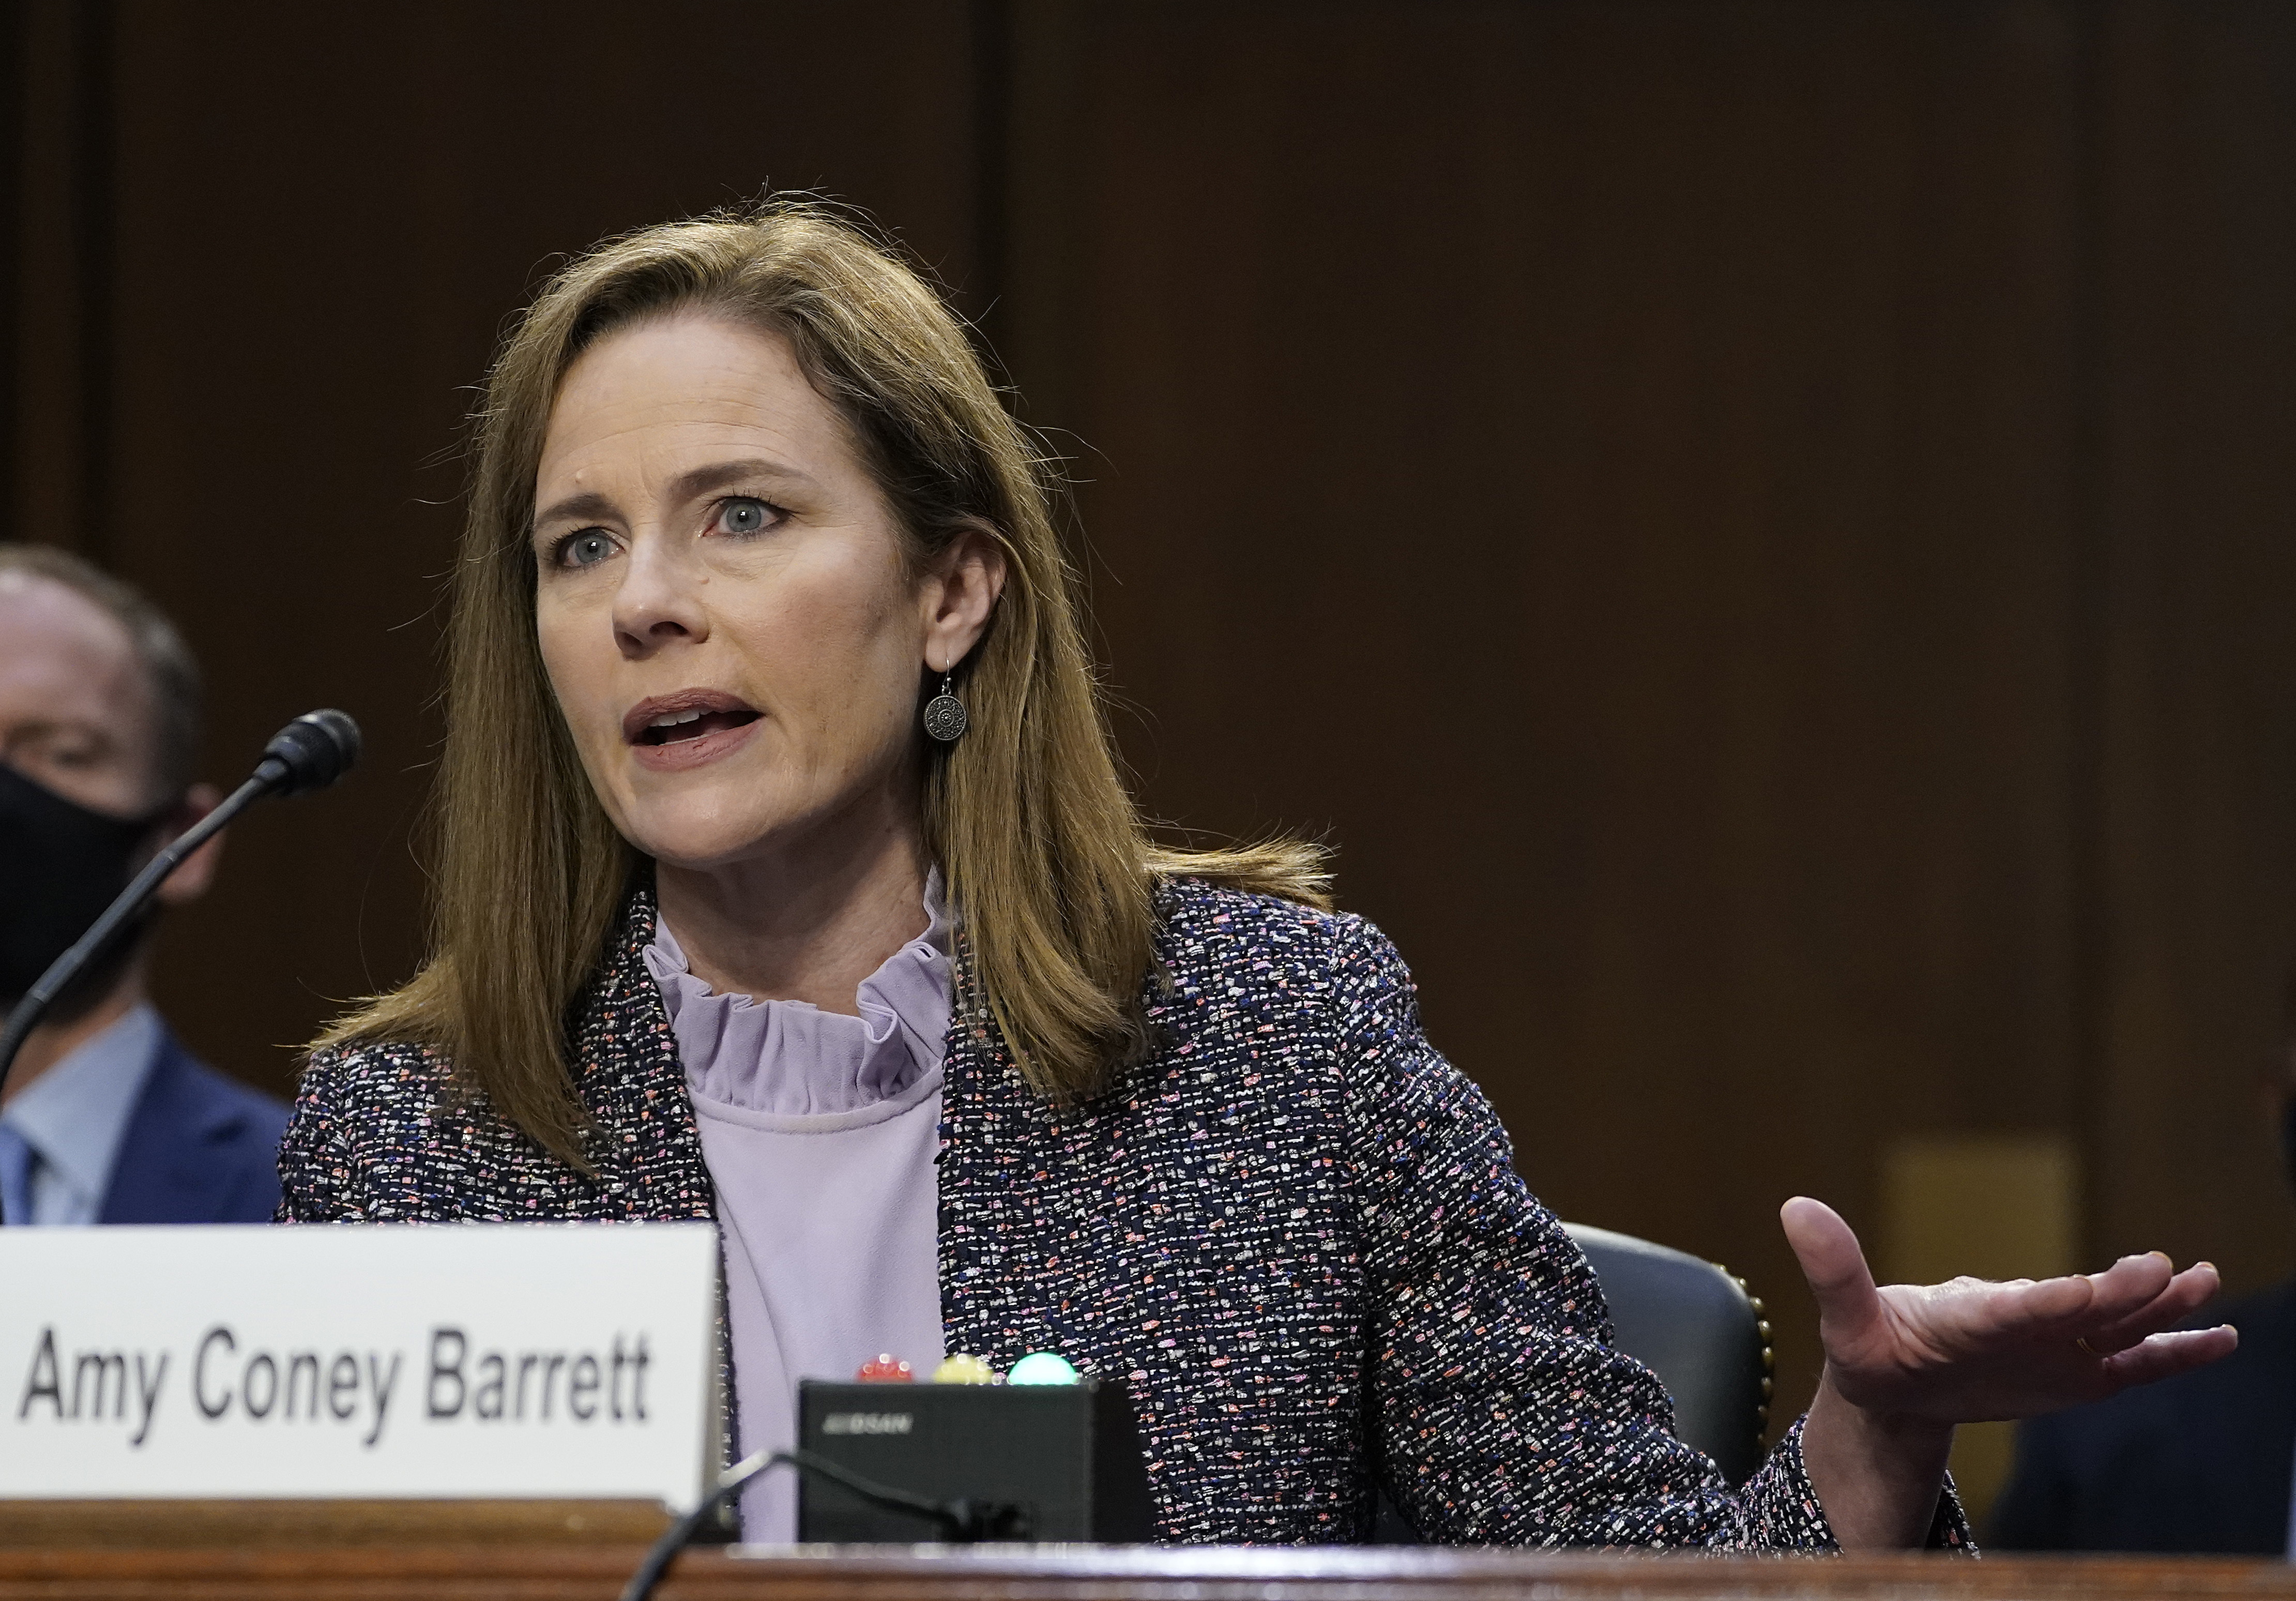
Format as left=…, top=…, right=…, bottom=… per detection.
left=2102, top=1324, right=2239, bottom=1389
left=2088, top=1261, right=2222, bottom=1354
left=1781, top=1197, right=1883, bottom=1348
left=1985, top=1252, right=2203, bottom=1347
left=1975, top=1272, right=2095, bottom=1334
left=2081, top=1251, right=2180, bottom=1322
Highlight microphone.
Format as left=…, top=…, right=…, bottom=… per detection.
left=0, top=710, right=362, bottom=1216
left=251, top=707, right=361, bottom=797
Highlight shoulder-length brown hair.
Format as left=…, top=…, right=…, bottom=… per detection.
left=320, top=202, right=1328, bottom=1163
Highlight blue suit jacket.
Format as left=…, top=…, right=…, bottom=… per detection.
left=1990, top=1278, right=2296, bottom=1554
left=97, top=1029, right=290, bottom=1225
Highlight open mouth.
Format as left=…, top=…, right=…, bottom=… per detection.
left=622, top=692, right=764, bottom=751
left=634, top=707, right=762, bottom=746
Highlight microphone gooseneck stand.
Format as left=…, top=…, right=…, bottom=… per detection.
left=0, top=709, right=361, bottom=1225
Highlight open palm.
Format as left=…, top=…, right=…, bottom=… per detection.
left=1782, top=1196, right=2237, bottom=1426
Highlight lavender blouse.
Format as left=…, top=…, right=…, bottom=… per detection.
left=644, top=880, right=951, bottom=1542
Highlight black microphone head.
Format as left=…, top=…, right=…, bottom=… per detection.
left=257, top=709, right=362, bottom=797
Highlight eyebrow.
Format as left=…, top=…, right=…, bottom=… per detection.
left=530, top=458, right=824, bottom=534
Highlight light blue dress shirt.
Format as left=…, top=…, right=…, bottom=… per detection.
left=0, top=1002, right=161, bottom=1225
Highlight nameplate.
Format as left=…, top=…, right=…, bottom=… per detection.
left=0, top=1223, right=721, bottom=1509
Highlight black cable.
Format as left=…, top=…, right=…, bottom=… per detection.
left=619, top=1446, right=1031, bottom=1601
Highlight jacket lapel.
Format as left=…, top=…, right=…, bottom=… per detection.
left=100, top=1031, right=241, bottom=1224
left=572, top=886, right=717, bottom=1221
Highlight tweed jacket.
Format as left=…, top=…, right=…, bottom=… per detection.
left=279, top=878, right=1965, bottom=1549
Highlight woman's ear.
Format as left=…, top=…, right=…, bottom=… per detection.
left=922, top=523, right=1009, bottom=674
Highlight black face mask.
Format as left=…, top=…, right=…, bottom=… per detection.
left=0, top=762, right=171, bottom=1013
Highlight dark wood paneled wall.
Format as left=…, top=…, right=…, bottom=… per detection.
left=5, top=0, right=2292, bottom=1464
left=1002, top=0, right=2102, bottom=1429
left=1011, top=0, right=2296, bottom=1432
left=2088, top=0, right=2296, bottom=1273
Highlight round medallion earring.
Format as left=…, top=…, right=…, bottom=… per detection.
left=922, top=672, right=968, bottom=744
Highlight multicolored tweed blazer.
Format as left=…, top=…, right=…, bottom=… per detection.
left=279, top=877, right=1966, bottom=1549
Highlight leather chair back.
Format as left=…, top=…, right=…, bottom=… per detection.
left=1562, top=1222, right=1773, bottom=1485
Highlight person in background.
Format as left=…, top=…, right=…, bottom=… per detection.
left=1989, top=986, right=2296, bottom=1555
left=0, top=543, right=287, bottom=1225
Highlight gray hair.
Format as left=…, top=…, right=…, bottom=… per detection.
left=0, top=543, right=202, bottom=803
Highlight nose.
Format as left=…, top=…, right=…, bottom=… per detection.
left=611, top=536, right=709, bottom=656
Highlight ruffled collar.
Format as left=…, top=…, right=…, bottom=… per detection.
left=644, top=871, right=952, bottom=1119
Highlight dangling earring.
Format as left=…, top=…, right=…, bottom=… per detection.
left=922, top=671, right=968, bottom=744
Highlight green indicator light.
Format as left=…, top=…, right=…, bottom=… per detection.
left=1007, top=1351, right=1081, bottom=1386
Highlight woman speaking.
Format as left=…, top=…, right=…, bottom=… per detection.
left=280, top=203, right=2230, bottom=1547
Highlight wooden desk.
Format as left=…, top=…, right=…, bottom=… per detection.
left=2, top=1543, right=2294, bottom=1601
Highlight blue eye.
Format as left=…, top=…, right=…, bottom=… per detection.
left=560, top=531, right=615, bottom=568
left=719, top=497, right=772, bottom=535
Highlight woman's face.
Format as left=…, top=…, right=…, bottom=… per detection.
left=532, top=313, right=956, bottom=873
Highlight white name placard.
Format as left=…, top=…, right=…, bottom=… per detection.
left=0, top=1222, right=720, bottom=1508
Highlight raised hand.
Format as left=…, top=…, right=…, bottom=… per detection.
left=1782, top=1195, right=2235, bottom=1424
left=1778, top=1196, right=2236, bottom=1550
